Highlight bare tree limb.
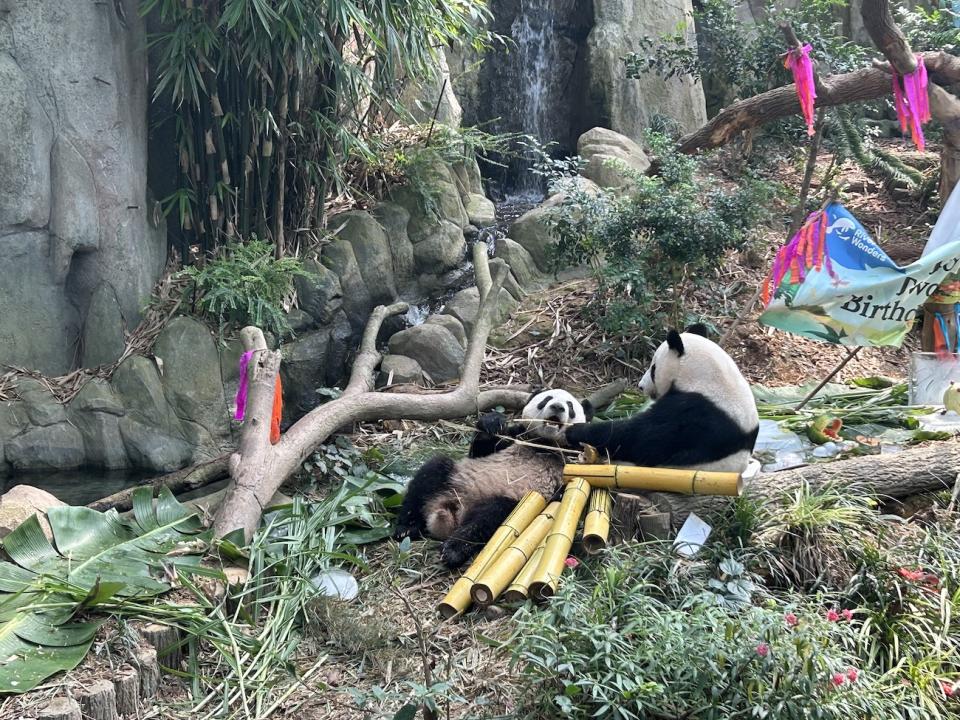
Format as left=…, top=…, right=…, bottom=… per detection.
left=343, top=301, right=409, bottom=397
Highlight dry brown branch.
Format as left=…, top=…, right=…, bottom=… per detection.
left=214, top=242, right=516, bottom=540
left=87, top=453, right=230, bottom=512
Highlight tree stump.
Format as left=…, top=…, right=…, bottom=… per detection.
left=609, top=492, right=670, bottom=543
left=132, top=645, right=160, bottom=699
left=37, top=697, right=81, bottom=720
left=78, top=679, right=117, bottom=720
left=113, top=664, right=140, bottom=717
left=136, top=623, right=183, bottom=671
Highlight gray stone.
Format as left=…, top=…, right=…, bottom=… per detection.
left=451, top=158, right=485, bottom=198
left=68, top=407, right=130, bottom=470
left=321, top=240, right=373, bottom=330
left=119, top=416, right=192, bottom=474
left=425, top=314, right=468, bottom=347
left=153, top=316, right=229, bottom=446
left=412, top=220, right=467, bottom=273
left=71, top=378, right=125, bottom=416
left=440, top=286, right=518, bottom=337
left=0, top=2, right=166, bottom=375
left=111, top=355, right=182, bottom=437
left=325, top=310, right=355, bottom=388
left=371, top=203, right=416, bottom=288
left=509, top=180, right=601, bottom=272
left=282, top=309, right=314, bottom=339
left=465, top=193, right=497, bottom=227
left=387, top=325, right=465, bottom=384
left=398, top=52, right=462, bottom=127
left=577, top=127, right=651, bottom=190
left=219, top=337, right=246, bottom=387
left=17, top=378, right=66, bottom=427
left=495, top=237, right=544, bottom=289
left=295, top=259, right=343, bottom=325
left=280, top=328, right=332, bottom=415
left=81, top=282, right=127, bottom=368
left=0, top=485, right=66, bottom=540
left=6, top=424, right=85, bottom=471
left=378, top=355, right=424, bottom=386
left=390, top=160, right=468, bottom=239
left=587, top=0, right=707, bottom=141
left=330, top=211, right=398, bottom=304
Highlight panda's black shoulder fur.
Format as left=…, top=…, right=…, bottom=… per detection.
left=565, top=389, right=758, bottom=467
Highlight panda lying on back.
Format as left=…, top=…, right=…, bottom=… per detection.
left=394, top=389, right=593, bottom=569
left=564, top=325, right=759, bottom=472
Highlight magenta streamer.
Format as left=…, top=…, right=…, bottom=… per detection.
left=234, top=350, right=254, bottom=421
left=785, top=44, right=817, bottom=136
left=892, top=55, right=931, bottom=151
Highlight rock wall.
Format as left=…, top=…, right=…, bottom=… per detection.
left=0, top=0, right=166, bottom=376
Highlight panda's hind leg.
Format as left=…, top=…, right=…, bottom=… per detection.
left=440, top=496, right=517, bottom=569
left=394, top=456, right=456, bottom=541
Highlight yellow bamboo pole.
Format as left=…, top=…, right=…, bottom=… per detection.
left=581, top=488, right=611, bottom=554
left=437, top=491, right=547, bottom=619
left=471, top=501, right=560, bottom=607
left=503, top=541, right=546, bottom=603
left=563, top=464, right=741, bottom=496
left=528, top=477, right=590, bottom=602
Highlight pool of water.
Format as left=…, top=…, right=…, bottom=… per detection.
left=1, top=468, right=157, bottom=506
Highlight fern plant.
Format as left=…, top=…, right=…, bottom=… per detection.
left=180, top=239, right=314, bottom=338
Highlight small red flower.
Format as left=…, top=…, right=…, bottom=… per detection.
left=755, top=642, right=769, bottom=658
left=898, top=567, right=925, bottom=582
left=942, top=681, right=956, bottom=698
left=831, top=672, right=846, bottom=687
left=784, top=612, right=798, bottom=627
left=826, top=609, right=840, bottom=622
left=841, top=608, right=853, bottom=621
left=564, top=556, right=579, bottom=569
left=846, top=667, right=859, bottom=683
left=923, top=573, right=940, bottom=588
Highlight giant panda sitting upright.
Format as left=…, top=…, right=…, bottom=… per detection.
left=394, top=388, right=593, bottom=569
left=564, top=325, right=759, bottom=472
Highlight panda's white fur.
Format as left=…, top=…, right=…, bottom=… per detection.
left=394, top=388, right=591, bottom=568
left=565, top=326, right=759, bottom=473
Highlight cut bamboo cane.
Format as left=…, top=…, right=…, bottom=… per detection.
left=528, top=477, right=591, bottom=602
left=564, top=464, right=741, bottom=496
left=437, top=491, right=547, bottom=619
left=471, top=501, right=561, bottom=606
left=582, top=488, right=612, bottom=554
left=503, top=540, right=546, bottom=603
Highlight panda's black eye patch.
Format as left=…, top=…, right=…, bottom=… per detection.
left=567, top=401, right=574, bottom=417
left=537, top=395, right=553, bottom=411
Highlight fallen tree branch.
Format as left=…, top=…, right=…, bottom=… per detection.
left=214, top=243, right=513, bottom=540
left=87, top=453, right=230, bottom=513
left=677, top=51, right=960, bottom=154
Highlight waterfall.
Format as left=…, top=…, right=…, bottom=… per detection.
left=509, top=0, right=557, bottom=198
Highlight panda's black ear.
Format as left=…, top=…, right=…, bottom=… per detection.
left=666, top=329, right=685, bottom=357
left=527, top=386, right=544, bottom=403
left=684, top=322, right=709, bottom=338
left=580, top=399, right=595, bottom=422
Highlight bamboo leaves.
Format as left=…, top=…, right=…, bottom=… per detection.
left=0, top=488, right=210, bottom=693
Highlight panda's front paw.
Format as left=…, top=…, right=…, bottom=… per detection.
left=476, top=411, right=509, bottom=437
left=439, top=538, right=474, bottom=569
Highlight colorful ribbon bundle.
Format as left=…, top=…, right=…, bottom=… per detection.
left=931, top=304, right=960, bottom=358
left=784, top=44, right=817, bottom=136
left=234, top=349, right=284, bottom=445
left=891, top=55, right=931, bottom=152
left=761, top=209, right=836, bottom=307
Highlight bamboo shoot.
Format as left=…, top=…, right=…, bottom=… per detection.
left=564, top=464, right=741, bottom=496
left=528, top=477, right=591, bottom=601
left=582, top=488, right=612, bottom=554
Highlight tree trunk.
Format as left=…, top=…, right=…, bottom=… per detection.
left=214, top=246, right=529, bottom=540
left=633, top=441, right=960, bottom=527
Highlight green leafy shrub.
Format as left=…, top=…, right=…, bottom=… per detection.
left=180, top=238, right=313, bottom=338
left=508, top=543, right=928, bottom=719
left=547, top=133, right=773, bottom=344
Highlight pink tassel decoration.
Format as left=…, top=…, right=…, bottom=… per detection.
left=234, top=350, right=254, bottom=421
left=891, top=55, right=931, bottom=152
left=784, top=44, right=817, bottom=136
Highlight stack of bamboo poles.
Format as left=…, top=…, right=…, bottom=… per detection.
left=437, top=463, right=742, bottom=618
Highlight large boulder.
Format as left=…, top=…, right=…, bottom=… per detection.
left=67, top=379, right=129, bottom=469
left=321, top=239, right=373, bottom=330
left=0, top=485, right=66, bottom=540
left=387, top=325, right=465, bottom=384
left=464, top=194, right=497, bottom=228
left=153, top=316, right=230, bottom=447
left=494, top=237, right=544, bottom=290
left=425, top=314, right=468, bottom=347
left=577, top=127, right=651, bottom=190
left=0, top=3, right=165, bottom=375
left=280, top=328, right=332, bottom=416
left=295, top=259, right=343, bottom=325
left=587, top=0, right=707, bottom=141
left=110, top=355, right=183, bottom=438
left=377, top=355, right=424, bottom=387
left=81, top=282, right=127, bottom=368
left=17, top=378, right=66, bottom=427
left=372, top=203, right=416, bottom=289
left=324, top=309, right=355, bottom=387
left=440, top=286, right=519, bottom=337
left=119, top=416, right=192, bottom=473
left=330, top=211, right=398, bottom=304
left=5, top=423, right=85, bottom=471
left=412, top=220, right=467, bottom=273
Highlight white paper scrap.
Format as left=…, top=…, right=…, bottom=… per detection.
left=673, top=513, right=712, bottom=558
